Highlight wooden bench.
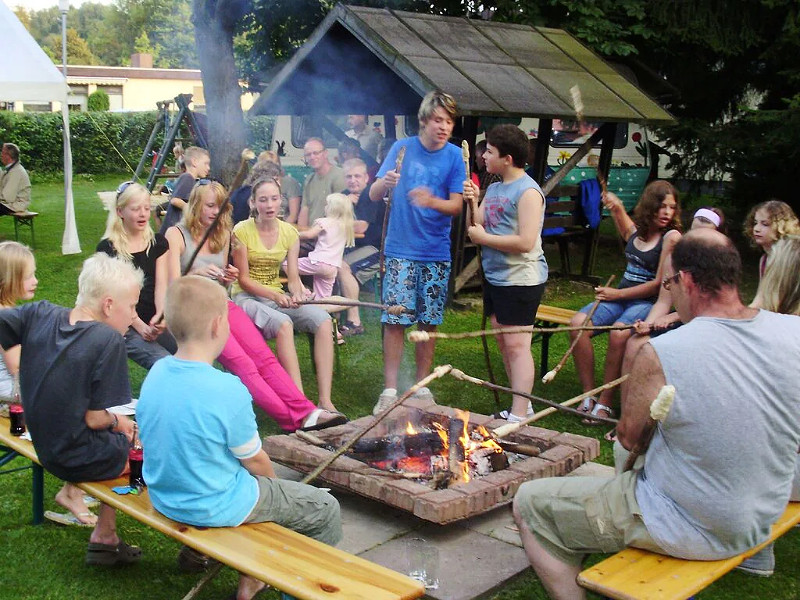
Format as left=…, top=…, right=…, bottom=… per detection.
left=2, top=210, right=39, bottom=248
left=578, top=502, right=800, bottom=600
left=534, top=304, right=578, bottom=374
left=0, top=416, right=424, bottom=600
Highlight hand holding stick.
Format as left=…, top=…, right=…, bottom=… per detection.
left=462, top=140, right=477, bottom=227
left=542, top=274, right=615, bottom=384
left=622, top=385, right=675, bottom=472
left=379, top=146, right=406, bottom=279
left=299, top=365, right=453, bottom=485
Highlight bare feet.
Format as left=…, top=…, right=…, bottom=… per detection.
left=55, top=483, right=98, bottom=526
left=236, top=574, right=266, bottom=600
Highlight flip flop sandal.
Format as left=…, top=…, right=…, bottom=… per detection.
left=83, top=495, right=100, bottom=509
left=85, top=539, right=142, bottom=566
left=299, top=410, right=349, bottom=432
left=577, top=396, right=596, bottom=415
left=582, top=403, right=615, bottom=426
left=44, top=510, right=97, bottom=528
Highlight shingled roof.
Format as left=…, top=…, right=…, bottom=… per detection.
left=250, top=4, right=674, bottom=124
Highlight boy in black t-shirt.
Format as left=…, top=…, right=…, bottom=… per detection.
left=0, top=253, right=144, bottom=566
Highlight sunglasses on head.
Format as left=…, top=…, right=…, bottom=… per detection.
left=116, top=180, right=136, bottom=199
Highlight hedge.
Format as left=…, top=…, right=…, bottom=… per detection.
left=0, top=111, right=274, bottom=175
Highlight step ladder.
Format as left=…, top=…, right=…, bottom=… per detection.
left=133, top=93, right=208, bottom=191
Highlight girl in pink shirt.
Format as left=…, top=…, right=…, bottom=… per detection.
left=297, top=193, right=355, bottom=299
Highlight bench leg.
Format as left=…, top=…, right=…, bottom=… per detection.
left=32, top=463, right=44, bottom=525
left=540, top=331, right=553, bottom=375
left=181, top=562, right=224, bottom=600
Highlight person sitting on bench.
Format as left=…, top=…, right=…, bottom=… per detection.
left=0, top=143, right=31, bottom=215
left=513, top=229, right=800, bottom=599
left=0, top=253, right=143, bottom=566
left=137, top=275, right=342, bottom=600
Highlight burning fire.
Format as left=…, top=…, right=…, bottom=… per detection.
left=368, top=411, right=503, bottom=485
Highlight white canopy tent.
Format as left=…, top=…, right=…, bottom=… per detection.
left=0, top=0, right=80, bottom=254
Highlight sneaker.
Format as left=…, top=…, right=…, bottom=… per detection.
left=373, top=389, right=397, bottom=415
left=493, top=402, right=534, bottom=421
left=411, top=386, right=436, bottom=404
left=737, top=544, right=774, bottom=577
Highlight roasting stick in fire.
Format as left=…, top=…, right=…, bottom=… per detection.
left=492, top=375, right=628, bottom=439
left=449, top=368, right=619, bottom=426
left=408, top=322, right=633, bottom=342
left=622, top=385, right=674, bottom=472
left=541, top=274, right=615, bottom=384
left=299, top=365, right=454, bottom=485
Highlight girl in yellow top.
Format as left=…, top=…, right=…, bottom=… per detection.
left=231, top=178, right=337, bottom=413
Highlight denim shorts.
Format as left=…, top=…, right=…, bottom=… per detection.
left=381, top=257, right=450, bottom=326
left=579, top=298, right=654, bottom=329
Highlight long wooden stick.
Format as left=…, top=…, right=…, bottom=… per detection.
left=408, top=322, right=633, bottom=342
left=462, top=140, right=477, bottom=227
left=449, top=368, right=619, bottom=426
left=492, top=375, right=628, bottom=438
left=299, top=365, right=453, bottom=485
left=542, top=274, right=615, bottom=384
left=296, top=296, right=407, bottom=316
left=378, top=146, right=406, bottom=281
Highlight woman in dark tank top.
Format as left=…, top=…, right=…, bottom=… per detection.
left=568, top=180, right=683, bottom=424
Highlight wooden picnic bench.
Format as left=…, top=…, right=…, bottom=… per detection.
left=1, top=210, right=39, bottom=248
left=578, top=502, right=800, bottom=600
left=0, top=416, right=424, bottom=600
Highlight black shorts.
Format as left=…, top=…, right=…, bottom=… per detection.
left=483, top=281, right=546, bottom=326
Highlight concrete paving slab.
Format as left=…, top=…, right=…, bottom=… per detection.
left=337, top=492, right=420, bottom=555
left=462, top=504, right=522, bottom=547
left=360, top=526, right=529, bottom=600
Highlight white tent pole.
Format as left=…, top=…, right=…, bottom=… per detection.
left=61, top=104, right=80, bottom=254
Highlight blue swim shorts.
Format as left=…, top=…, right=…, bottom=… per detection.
left=381, top=257, right=451, bottom=326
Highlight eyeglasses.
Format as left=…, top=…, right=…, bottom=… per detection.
left=116, top=180, right=136, bottom=199
left=662, top=271, right=682, bottom=291
left=195, top=178, right=212, bottom=187
left=303, top=149, right=325, bottom=159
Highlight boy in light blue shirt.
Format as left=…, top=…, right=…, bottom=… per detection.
left=138, top=275, right=341, bottom=600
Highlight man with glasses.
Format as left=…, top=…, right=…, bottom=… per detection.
left=297, top=138, right=345, bottom=229
left=513, top=229, right=800, bottom=598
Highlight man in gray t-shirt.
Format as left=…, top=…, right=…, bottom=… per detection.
left=297, top=137, right=345, bottom=227
left=513, top=229, right=800, bottom=599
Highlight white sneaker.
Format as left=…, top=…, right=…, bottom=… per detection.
left=373, top=389, right=397, bottom=415
left=411, top=386, right=436, bottom=404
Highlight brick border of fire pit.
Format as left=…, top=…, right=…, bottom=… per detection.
left=264, top=401, right=600, bottom=524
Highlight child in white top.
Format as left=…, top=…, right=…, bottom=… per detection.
left=297, top=193, right=355, bottom=299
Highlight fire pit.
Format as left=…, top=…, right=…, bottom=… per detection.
left=265, top=398, right=599, bottom=524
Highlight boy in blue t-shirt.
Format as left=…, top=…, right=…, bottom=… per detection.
left=137, top=276, right=341, bottom=600
left=368, top=91, right=466, bottom=415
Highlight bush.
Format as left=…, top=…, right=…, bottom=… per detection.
left=87, top=89, right=110, bottom=111
left=0, top=111, right=275, bottom=175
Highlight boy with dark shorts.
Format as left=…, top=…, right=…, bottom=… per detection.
left=0, top=253, right=143, bottom=564
left=137, top=276, right=341, bottom=600
left=463, top=124, right=548, bottom=421
left=368, top=91, right=466, bottom=414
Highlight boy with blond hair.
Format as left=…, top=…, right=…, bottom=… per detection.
left=159, top=146, right=210, bottom=233
left=137, top=276, right=341, bottom=600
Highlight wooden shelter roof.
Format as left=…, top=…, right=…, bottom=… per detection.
left=250, top=4, right=674, bottom=124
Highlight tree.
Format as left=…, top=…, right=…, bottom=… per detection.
left=44, top=28, right=99, bottom=65
left=88, top=89, right=111, bottom=111
left=191, top=0, right=252, bottom=184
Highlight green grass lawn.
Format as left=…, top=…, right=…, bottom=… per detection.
left=0, top=175, right=794, bottom=600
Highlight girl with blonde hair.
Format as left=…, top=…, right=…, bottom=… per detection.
left=97, top=181, right=175, bottom=368
left=165, top=181, right=345, bottom=431
left=0, top=241, right=36, bottom=400
left=232, top=178, right=338, bottom=412
left=297, top=192, right=355, bottom=299
left=744, top=200, right=800, bottom=279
